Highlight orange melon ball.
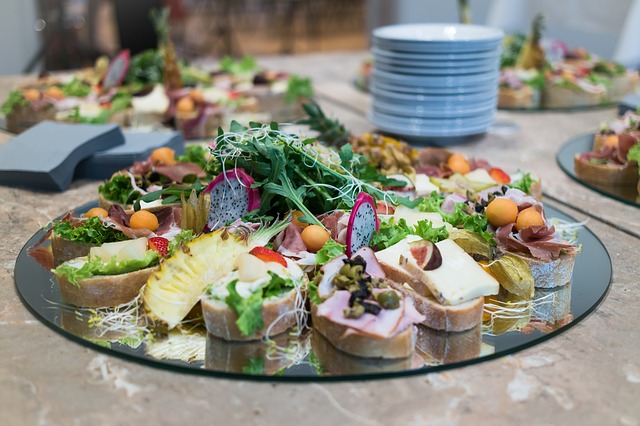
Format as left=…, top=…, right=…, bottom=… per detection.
left=84, top=207, right=109, bottom=219
left=150, top=147, right=176, bottom=165
left=22, top=88, right=41, bottom=101
left=485, top=198, right=518, bottom=227
left=44, top=86, right=65, bottom=100
left=129, top=210, right=159, bottom=231
left=447, top=153, right=470, bottom=175
left=290, top=210, right=309, bottom=228
left=176, top=96, right=195, bottom=113
left=515, top=207, right=544, bottom=231
left=190, top=89, right=205, bottom=103
left=300, top=224, right=330, bottom=252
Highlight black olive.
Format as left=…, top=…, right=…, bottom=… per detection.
left=362, top=302, right=381, bottom=315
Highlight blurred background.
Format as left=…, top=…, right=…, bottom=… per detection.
left=0, top=0, right=638, bottom=75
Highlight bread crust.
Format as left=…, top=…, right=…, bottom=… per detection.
left=498, top=86, right=540, bottom=109
left=574, top=154, right=639, bottom=186
left=56, top=266, right=159, bottom=308
left=202, top=290, right=299, bottom=341
left=310, top=304, right=415, bottom=359
left=542, top=85, right=604, bottom=109
left=50, top=233, right=93, bottom=267
left=507, top=251, right=576, bottom=289
left=386, top=281, right=484, bottom=332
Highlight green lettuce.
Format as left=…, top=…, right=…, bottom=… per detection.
left=285, top=75, right=313, bottom=103
left=315, top=240, right=346, bottom=265
left=508, top=172, right=535, bottom=194
left=371, top=217, right=449, bottom=250
left=627, top=143, right=640, bottom=163
left=61, top=79, right=92, bottom=97
left=224, top=272, right=295, bottom=336
left=53, top=250, right=160, bottom=287
left=52, top=216, right=128, bottom=245
left=98, top=174, right=140, bottom=205
left=1, top=90, right=27, bottom=115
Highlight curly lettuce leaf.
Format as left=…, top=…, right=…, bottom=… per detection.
left=52, top=216, right=128, bottom=245
left=1, top=90, right=27, bottom=115
left=98, top=174, right=140, bottom=205
left=53, top=250, right=160, bottom=287
left=315, top=240, right=346, bottom=265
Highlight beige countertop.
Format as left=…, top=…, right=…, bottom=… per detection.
left=1, top=52, right=639, bottom=426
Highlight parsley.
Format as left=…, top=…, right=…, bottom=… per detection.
left=52, top=216, right=128, bottom=245
left=285, top=75, right=313, bottom=103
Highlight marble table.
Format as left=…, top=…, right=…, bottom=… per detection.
left=1, top=52, right=639, bottom=425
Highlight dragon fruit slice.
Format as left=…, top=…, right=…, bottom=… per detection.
left=203, top=168, right=260, bottom=232
left=345, top=192, right=379, bottom=257
left=102, top=50, right=131, bottom=89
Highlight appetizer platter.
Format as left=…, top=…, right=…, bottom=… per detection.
left=499, top=15, right=639, bottom=110
left=557, top=110, right=640, bottom=206
left=15, top=109, right=612, bottom=380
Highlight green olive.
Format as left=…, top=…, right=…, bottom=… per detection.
left=376, top=291, right=400, bottom=310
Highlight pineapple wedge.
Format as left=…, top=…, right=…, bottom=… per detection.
left=143, top=220, right=289, bottom=329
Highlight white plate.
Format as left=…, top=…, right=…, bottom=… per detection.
left=372, top=46, right=501, bottom=61
left=370, top=79, right=493, bottom=95
left=369, top=111, right=494, bottom=138
left=370, top=108, right=495, bottom=128
left=374, top=60, right=498, bottom=76
left=373, top=53, right=500, bottom=69
left=373, top=39, right=501, bottom=53
left=372, top=67, right=498, bottom=86
left=372, top=98, right=497, bottom=118
left=370, top=85, right=497, bottom=105
left=373, top=23, right=504, bottom=43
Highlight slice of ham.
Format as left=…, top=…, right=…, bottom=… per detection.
left=319, top=210, right=346, bottom=241
left=352, top=247, right=386, bottom=279
left=469, top=158, right=492, bottom=172
left=154, top=162, right=206, bottom=183
left=441, top=193, right=467, bottom=214
left=317, top=290, right=425, bottom=338
left=274, top=223, right=307, bottom=256
left=502, top=188, right=539, bottom=211
left=316, top=254, right=348, bottom=298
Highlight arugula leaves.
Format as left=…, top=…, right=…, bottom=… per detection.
left=225, top=272, right=295, bottom=336
left=52, top=216, right=128, bottom=245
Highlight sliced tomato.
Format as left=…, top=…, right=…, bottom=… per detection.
left=249, top=246, right=287, bottom=267
left=489, top=167, right=511, bottom=184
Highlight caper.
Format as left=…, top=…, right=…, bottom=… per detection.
left=376, top=291, right=400, bottom=310
left=344, top=302, right=365, bottom=319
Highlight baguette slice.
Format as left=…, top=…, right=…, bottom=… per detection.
left=310, top=330, right=424, bottom=374
left=202, top=290, right=299, bottom=341
left=498, top=86, right=540, bottom=109
left=386, top=281, right=484, bottom=332
left=56, top=265, right=159, bottom=308
left=574, top=154, right=639, bottom=186
left=609, top=71, right=640, bottom=102
left=310, top=303, right=416, bottom=359
left=507, top=251, right=576, bottom=289
left=415, top=324, right=482, bottom=364
left=50, top=233, right=93, bottom=267
left=5, top=104, right=56, bottom=134
left=542, top=85, right=605, bottom=109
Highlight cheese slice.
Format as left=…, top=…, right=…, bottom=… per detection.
left=422, top=239, right=499, bottom=305
left=376, top=237, right=499, bottom=306
left=393, top=205, right=453, bottom=232
left=414, top=173, right=439, bottom=197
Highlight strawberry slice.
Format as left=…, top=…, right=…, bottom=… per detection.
left=489, top=167, right=511, bottom=184
left=249, top=246, right=287, bottom=267
left=148, top=237, right=169, bottom=257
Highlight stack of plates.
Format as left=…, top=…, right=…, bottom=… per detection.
left=369, top=23, right=504, bottom=140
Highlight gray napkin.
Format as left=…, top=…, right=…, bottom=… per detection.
left=0, top=121, right=124, bottom=191
left=74, top=130, right=185, bottom=179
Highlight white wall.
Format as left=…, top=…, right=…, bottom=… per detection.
left=0, top=0, right=40, bottom=75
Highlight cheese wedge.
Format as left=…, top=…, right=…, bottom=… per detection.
left=414, top=174, right=439, bottom=197
left=376, top=237, right=499, bottom=306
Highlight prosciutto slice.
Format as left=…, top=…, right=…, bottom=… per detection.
left=154, top=162, right=206, bottom=183
left=495, top=223, right=577, bottom=262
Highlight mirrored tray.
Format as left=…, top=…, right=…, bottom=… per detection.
left=557, top=133, right=640, bottom=207
left=15, top=202, right=612, bottom=381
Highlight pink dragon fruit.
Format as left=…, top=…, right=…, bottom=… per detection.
left=102, top=50, right=131, bottom=89
left=203, top=168, right=260, bottom=232
left=345, top=192, right=379, bottom=257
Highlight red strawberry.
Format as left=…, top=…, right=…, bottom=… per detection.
left=249, top=246, right=287, bottom=267
left=149, top=237, right=169, bottom=257
left=489, top=167, right=511, bottom=184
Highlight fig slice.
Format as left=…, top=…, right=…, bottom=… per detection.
left=409, top=240, right=442, bottom=271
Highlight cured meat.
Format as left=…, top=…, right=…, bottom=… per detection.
left=154, top=162, right=206, bottom=183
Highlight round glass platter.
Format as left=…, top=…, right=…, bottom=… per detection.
left=557, top=133, right=640, bottom=207
left=14, top=202, right=612, bottom=381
